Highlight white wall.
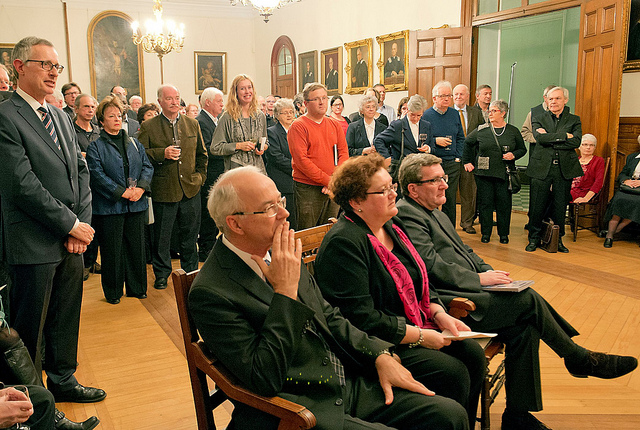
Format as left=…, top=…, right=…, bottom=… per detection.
left=620, top=72, right=640, bottom=117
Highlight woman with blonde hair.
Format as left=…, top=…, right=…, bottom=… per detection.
left=211, top=74, right=267, bottom=172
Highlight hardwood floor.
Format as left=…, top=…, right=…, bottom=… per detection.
left=62, top=211, right=639, bottom=429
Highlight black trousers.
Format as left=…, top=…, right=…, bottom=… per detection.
left=462, top=288, right=580, bottom=412
left=528, top=164, right=572, bottom=240
left=198, top=158, right=225, bottom=258
left=152, top=193, right=201, bottom=280
left=398, top=339, right=485, bottom=428
left=21, top=385, right=55, bottom=430
left=93, top=211, right=147, bottom=301
left=9, top=253, right=83, bottom=390
left=442, top=160, right=461, bottom=227
left=475, top=175, right=512, bottom=237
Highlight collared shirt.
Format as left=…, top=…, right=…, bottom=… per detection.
left=377, top=104, right=395, bottom=124
left=364, top=119, right=375, bottom=145
left=633, top=154, right=640, bottom=178
left=222, top=235, right=270, bottom=281
left=203, top=109, right=219, bottom=126
left=408, top=119, right=419, bottom=145
left=454, top=105, right=467, bottom=129
left=433, top=106, right=447, bottom=115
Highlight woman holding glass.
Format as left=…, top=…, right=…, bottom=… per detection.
left=346, top=94, right=386, bottom=156
left=86, top=96, right=154, bottom=304
left=463, top=100, right=526, bottom=244
left=329, top=95, right=350, bottom=135
left=211, top=74, right=267, bottom=173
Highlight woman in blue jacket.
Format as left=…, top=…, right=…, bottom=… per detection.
left=86, top=96, right=154, bottom=304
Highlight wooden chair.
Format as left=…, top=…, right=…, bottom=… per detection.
left=570, top=157, right=611, bottom=241
left=449, top=298, right=505, bottom=430
left=294, top=218, right=337, bottom=271
left=171, top=269, right=316, bottom=430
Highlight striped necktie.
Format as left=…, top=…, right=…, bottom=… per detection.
left=37, top=107, right=61, bottom=150
left=458, top=108, right=467, bottom=137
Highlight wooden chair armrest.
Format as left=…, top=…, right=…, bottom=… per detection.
left=448, top=297, right=477, bottom=319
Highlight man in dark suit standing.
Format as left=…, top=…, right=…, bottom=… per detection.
left=526, top=86, right=583, bottom=253
left=352, top=48, right=368, bottom=88
left=189, top=165, right=468, bottom=430
left=196, top=86, right=225, bottom=261
left=325, top=57, right=338, bottom=90
left=0, top=36, right=106, bottom=403
left=453, top=84, right=485, bottom=234
left=395, top=153, right=637, bottom=430
left=302, top=61, right=314, bottom=86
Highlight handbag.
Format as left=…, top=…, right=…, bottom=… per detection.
left=619, top=183, right=640, bottom=195
left=489, top=125, right=521, bottom=194
left=539, top=220, right=560, bottom=253
left=388, top=130, right=404, bottom=182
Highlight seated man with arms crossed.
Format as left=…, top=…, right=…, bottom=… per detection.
left=395, top=153, right=637, bottom=430
left=188, top=166, right=469, bottom=430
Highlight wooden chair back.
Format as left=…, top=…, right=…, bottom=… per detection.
left=172, top=269, right=316, bottom=430
left=294, top=218, right=337, bottom=268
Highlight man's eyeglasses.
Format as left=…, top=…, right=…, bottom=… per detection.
left=233, top=196, right=286, bottom=217
left=435, top=94, right=452, bottom=99
left=366, top=183, right=398, bottom=196
left=25, top=60, right=64, bottom=73
left=306, top=96, right=328, bottom=103
left=414, top=175, right=448, bottom=185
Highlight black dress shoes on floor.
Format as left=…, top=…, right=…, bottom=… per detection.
left=55, top=409, right=100, bottom=430
left=128, top=293, right=147, bottom=299
left=501, top=409, right=551, bottom=430
left=154, top=277, right=168, bottom=290
left=49, top=384, right=107, bottom=403
left=499, top=236, right=509, bottom=244
left=565, top=350, right=638, bottom=379
left=106, top=298, right=120, bottom=305
left=481, top=235, right=490, bottom=243
left=462, top=226, right=476, bottom=234
left=603, top=238, right=613, bottom=248
left=557, top=239, right=569, bottom=253
left=525, top=241, right=538, bottom=252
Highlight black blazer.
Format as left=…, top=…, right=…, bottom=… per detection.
left=373, top=116, right=434, bottom=160
left=189, top=240, right=391, bottom=430
left=346, top=118, right=387, bottom=156
left=196, top=110, right=225, bottom=187
left=617, top=152, right=640, bottom=184
left=0, top=92, right=91, bottom=265
left=123, top=115, right=140, bottom=138
left=529, top=106, right=582, bottom=180
left=265, top=123, right=294, bottom=193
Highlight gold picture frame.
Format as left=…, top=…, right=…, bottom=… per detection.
left=376, top=30, right=409, bottom=91
left=344, top=38, right=373, bottom=95
left=299, top=50, right=317, bottom=92
left=87, top=11, right=145, bottom=101
left=624, top=0, right=640, bottom=72
left=194, top=51, right=227, bottom=94
left=321, top=47, right=343, bottom=96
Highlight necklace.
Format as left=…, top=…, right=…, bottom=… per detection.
left=493, top=125, right=506, bottom=137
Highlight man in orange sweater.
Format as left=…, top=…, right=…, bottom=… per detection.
left=288, top=83, right=349, bottom=229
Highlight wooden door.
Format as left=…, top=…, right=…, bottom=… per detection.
left=408, top=27, right=473, bottom=102
left=575, top=0, right=625, bottom=195
left=270, top=36, right=296, bottom=98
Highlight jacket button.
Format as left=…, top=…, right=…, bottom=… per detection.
left=179, top=161, right=182, bottom=164
left=335, top=398, right=343, bottom=406
left=322, top=357, right=329, bottom=366
left=70, top=203, right=75, bottom=209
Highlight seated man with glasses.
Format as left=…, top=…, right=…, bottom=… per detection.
left=288, top=82, right=349, bottom=229
left=395, top=153, right=637, bottom=430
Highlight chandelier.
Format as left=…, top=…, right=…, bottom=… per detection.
left=131, top=0, right=185, bottom=83
left=230, top=0, right=301, bottom=23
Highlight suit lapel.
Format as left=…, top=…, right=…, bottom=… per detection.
left=14, top=97, right=66, bottom=164
left=402, top=117, right=417, bottom=148
left=425, top=205, right=477, bottom=268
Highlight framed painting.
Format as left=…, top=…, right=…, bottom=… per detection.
left=625, top=0, right=640, bottom=71
left=0, top=44, right=14, bottom=83
left=321, top=47, right=342, bottom=96
left=376, top=30, right=408, bottom=91
left=87, top=11, right=145, bottom=101
left=194, top=51, right=227, bottom=94
left=344, top=38, right=373, bottom=95
left=298, top=50, right=317, bottom=92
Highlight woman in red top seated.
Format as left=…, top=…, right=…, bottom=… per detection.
left=571, top=134, right=605, bottom=203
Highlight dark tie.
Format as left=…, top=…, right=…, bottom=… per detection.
left=38, top=107, right=60, bottom=150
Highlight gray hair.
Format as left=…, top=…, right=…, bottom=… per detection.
left=543, top=84, right=556, bottom=97
left=75, top=93, right=96, bottom=109
left=129, top=95, right=142, bottom=104
left=489, top=99, right=509, bottom=116
left=273, top=98, right=295, bottom=117
left=157, top=84, right=179, bottom=99
left=208, top=165, right=264, bottom=234
left=475, top=84, right=492, bottom=96
left=200, top=86, right=223, bottom=105
left=51, top=89, right=63, bottom=103
left=432, top=80, right=452, bottom=98
left=12, top=37, right=54, bottom=81
left=547, top=86, right=569, bottom=101
left=398, top=153, right=442, bottom=196
left=358, top=95, right=378, bottom=114
left=407, top=94, right=428, bottom=113
left=581, top=134, right=597, bottom=146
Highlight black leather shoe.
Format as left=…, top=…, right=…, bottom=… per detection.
left=106, top=298, right=120, bottom=305
left=557, top=240, right=569, bottom=253
left=55, top=409, right=100, bottom=430
left=499, top=236, right=509, bottom=244
left=127, top=293, right=147, bottom=299
left=480, top=235, right=490, bottom=243
left=502, top=409, right=551, bottom=430
left=49, top=384, right=107, bottom=403
left=565, top=350, right=638, bottom=379
left=154, top=277, right=168, bottom=290
left=525, top=241, right=538, bottom=252
left=603, top=238, right=613, bottom=248
left=462, top=226, right=476, bottom=234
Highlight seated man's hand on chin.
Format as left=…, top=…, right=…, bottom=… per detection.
left=375, top=353, right=435, bottom=405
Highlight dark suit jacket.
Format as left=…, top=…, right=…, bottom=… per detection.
left=353, top=60, right=368, bottom=87
left=0, top=92, right=91, bottom=265
left=326, top=69, right=338, bottom=90
left=345, top=118, right=386, bottom=156
left=196, top=110, right=225, bottom=189
left=373, top=116, right=434, bottom=160
left=529, top=106, right=582, bottom=180
left=265, top=123, right=294, bottom=194
left=396, top=197, right=494, bottom=321
left=0, top=91, right=12, bottom=103
left=123, top=115, right=140, bottom=138
left=139, top=114, right=207, bottom=202
left=465, top=105, right=485, bottom=135
left=189, top=240, right=391, bottom=430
